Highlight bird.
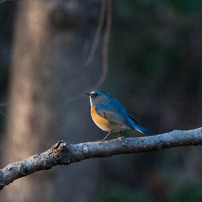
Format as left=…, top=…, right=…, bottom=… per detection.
left=86, top=89, right=152, bottom=141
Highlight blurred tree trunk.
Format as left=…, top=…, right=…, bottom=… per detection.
left=2, top=0, right=100, bottom=201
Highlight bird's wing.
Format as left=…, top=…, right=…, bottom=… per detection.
left=95, top=102, right=130, bottom=127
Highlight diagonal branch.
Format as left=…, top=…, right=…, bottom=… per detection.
left=0, top=127, right=202, bottom=190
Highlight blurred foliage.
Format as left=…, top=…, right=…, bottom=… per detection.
left=97, top=175, right=202, bottom=202
left=109, top=0, right=202, bottom=92
left=171, top=180, right=202, bottom=201
left=162, top=0, right=202, bottom=14
left=97, top=181, right=155, bottom=202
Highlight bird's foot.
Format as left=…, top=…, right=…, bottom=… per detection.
left=117, top=136, right=124, bottom=140
left=117, top=131, right=124, bottom=140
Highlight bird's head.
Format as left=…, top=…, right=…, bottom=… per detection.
left=85, top=89, right=111, bottom=108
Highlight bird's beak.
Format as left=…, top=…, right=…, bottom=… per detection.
left=85, top=93, right=90, bottom=96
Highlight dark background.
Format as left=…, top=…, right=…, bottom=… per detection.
left=0, top=0, right=202, bottom=201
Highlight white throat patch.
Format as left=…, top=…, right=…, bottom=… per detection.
left=89, top=96, right=93, bottom=109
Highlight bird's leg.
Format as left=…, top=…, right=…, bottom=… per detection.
left=101, top=131, right=111, bottom=141
left=117, top=131, right=122, bottom=138
left=117, top=131, right=124, bottom=140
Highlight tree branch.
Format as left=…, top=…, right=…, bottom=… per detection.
left=0, top=127, right=202, bottom=190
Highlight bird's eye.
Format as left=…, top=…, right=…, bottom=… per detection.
left=94, top=93, right=98, bottom=97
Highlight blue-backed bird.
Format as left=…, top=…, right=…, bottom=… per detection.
left=86, top=89, right=152, bottom=141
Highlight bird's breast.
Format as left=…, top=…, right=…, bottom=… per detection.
left=91, top=106, right=111, bottom=132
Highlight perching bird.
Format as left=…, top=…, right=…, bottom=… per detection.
left=86, top=89, right=152, bottom=141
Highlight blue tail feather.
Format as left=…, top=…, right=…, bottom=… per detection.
left=127, top=113, right=152, bottom=136
left=133, top=123, right=152, bottom=136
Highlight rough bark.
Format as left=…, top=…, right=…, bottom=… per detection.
left=1, top=127, right=202, bottom=191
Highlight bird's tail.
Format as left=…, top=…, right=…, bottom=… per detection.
left=127, top=113, right=153, bottom=136
left=133, top=123, right=152, bottom=136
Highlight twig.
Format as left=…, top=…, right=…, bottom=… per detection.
left=95, top=0, right=111, bottom=89
left=85, top=0, right=112, bottom=89
left=0, top=127, right=202, bottom=190
left=85, top=0, right=106, bottom=66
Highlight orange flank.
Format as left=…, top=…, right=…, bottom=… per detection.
left=91, top=105, right=111, bottom=132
